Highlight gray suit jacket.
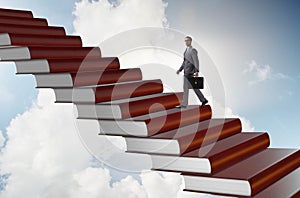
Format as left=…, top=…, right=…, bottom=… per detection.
left=178, top=46, right=199, bottom=76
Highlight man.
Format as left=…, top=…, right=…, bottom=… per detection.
left=175, top=36, right=208, bottom=108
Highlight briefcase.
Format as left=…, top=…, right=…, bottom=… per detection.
left=187, top=77, right=204, bottom=89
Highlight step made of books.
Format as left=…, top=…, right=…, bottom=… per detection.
left=182, top=148, right=300, bottom=197
left=0, top=46, right=101, bottom=60
left=125, top=118, right=241, bottom=153
left=0, top=23, right=66, bottom=35
left=54, top=79, right=163, bottom=103
left=0, top=15, right=48, bottom=26
left=0, top=8, right=33, bottom=18
left=148, top=132, right=270, bottom=174
left=14, top=57, right=121, bottom=74
left=34, top=68, right=142, bottom=88
left=0, top=33, right=82, bottom=47
left=75, top=92, right=184, bottom=119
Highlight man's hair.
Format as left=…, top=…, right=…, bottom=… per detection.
left=185, top=36, right=192, bottom=41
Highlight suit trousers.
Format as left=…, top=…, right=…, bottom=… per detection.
left=181, top=75, right=206, bottom=106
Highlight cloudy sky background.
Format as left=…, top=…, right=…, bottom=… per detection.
left=0, top=0, right=299, bottom=197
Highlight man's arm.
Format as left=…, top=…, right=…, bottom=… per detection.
left=191, top=48, right=199, bottom=72
left=178, top=60, right=184, bottom=72
left=176, top=61, right=184, bottom=74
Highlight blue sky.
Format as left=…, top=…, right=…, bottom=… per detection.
left=0, top=0, right=299, bottom=149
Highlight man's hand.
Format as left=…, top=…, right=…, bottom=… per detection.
left=194, top=72, right=199, bottom=77
left=176, top=70, right=180, bottom=74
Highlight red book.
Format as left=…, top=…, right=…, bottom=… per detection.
left=15, top=57, right=120, bottom=74
left=111, top=91, right=183, bottom=119
left=94, top=105, right=211, bottom=137
left=34, top=68, right=142, bottom=88
left=291, top=191, right=300, bottom=198
left=183, top=132, right=270, bottom=173
left=95, top=79, right=163, bottom=103
left=154, top=118, right=242, bottom=153
left=76, top=92, right=184, bottom=120
left=182, top=148, right=300, bottom=197
left=66, top=79, right=163, bottom=103
left=249, top=167, right=300, bottom=198
left=0, top=33, right=82, bottom=47
left=125, top=118, right=241, bottom=154
left=0, top=23, right=65, bottom=36
left=0, top=46, right=101, bottom=60
left=134, top=105, right=212, bottom=136
left=0, top=15, right=48, bottom=26
left=71, top=68, right=141, bottom=87
left=0, top=7, right=33, bottom=18
left=150, top=132, right=270, bottom=174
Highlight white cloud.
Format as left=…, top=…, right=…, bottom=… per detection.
left=69, top=167, right=146, bottom=198
left=141, top=171, right=182, bottom=197
left=70, top=167, right=211, bottom=198
left=0, top=130, right=5, bottom=148
left=224, top=106, right=255, bottom=132
left=70, top=168, right=210, bottom=198
left=243, top=60, right=290, bottom=86
left=0, top=90, right=91, bottom=198
left=72, top=0, right=169, bottom=46
left=208, top=96, right=255, bottom=132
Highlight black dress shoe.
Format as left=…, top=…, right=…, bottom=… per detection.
left=201, top=99, right=208, bottom=106
left=175, top=105, right=187, bottom=108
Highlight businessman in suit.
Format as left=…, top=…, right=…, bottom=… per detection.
left=176, top=36, right=208, bottom=108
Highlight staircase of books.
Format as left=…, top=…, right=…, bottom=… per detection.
left=0, top=7, right=299, bottom=197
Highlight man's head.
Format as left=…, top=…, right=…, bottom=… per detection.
left=184, top=36, right=192, bottom=47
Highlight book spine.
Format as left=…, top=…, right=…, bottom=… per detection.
left=242, top=168, right=300, bottom=198
left=210, top=133, right=270, bottom=174
left=92, top=68, right=142, bottom=85
left=179, top=119, right=242, bottom=154
left=7, top=34, right=82, bottom=47
left=28, top=47, right=101, bottom=59
left=250, top=150, right=300, bottom=195
left=95, top=79, right=163, bottom=103
left=120, top=92, right=184, bottom=119
left=0, top=16, right=48, bottom=26
left=71, top=68, right=142, bottom=87
left=291, top=191, right=300, bottom=198
left=0, top=8, right=33, bottom=18
left=0, top=23, right=66, bottom=36
left=48, top=57, right=120, bottom=73
left=147, top=105, right=212, bottom=136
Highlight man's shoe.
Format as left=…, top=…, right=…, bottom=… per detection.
left=201, top=99, right=208, bottom=106
left=175, top=105, right=187, bottom=108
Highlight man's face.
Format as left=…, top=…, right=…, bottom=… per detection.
left=184, top=38, right=192, bottom=46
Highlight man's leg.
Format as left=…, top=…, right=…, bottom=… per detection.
left=193, top=88, right=207, bottom=102
left=181, top=75, right=189, bottom=106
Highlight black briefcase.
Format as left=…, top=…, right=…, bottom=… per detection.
left=187, top=77, right=204, bottom=89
